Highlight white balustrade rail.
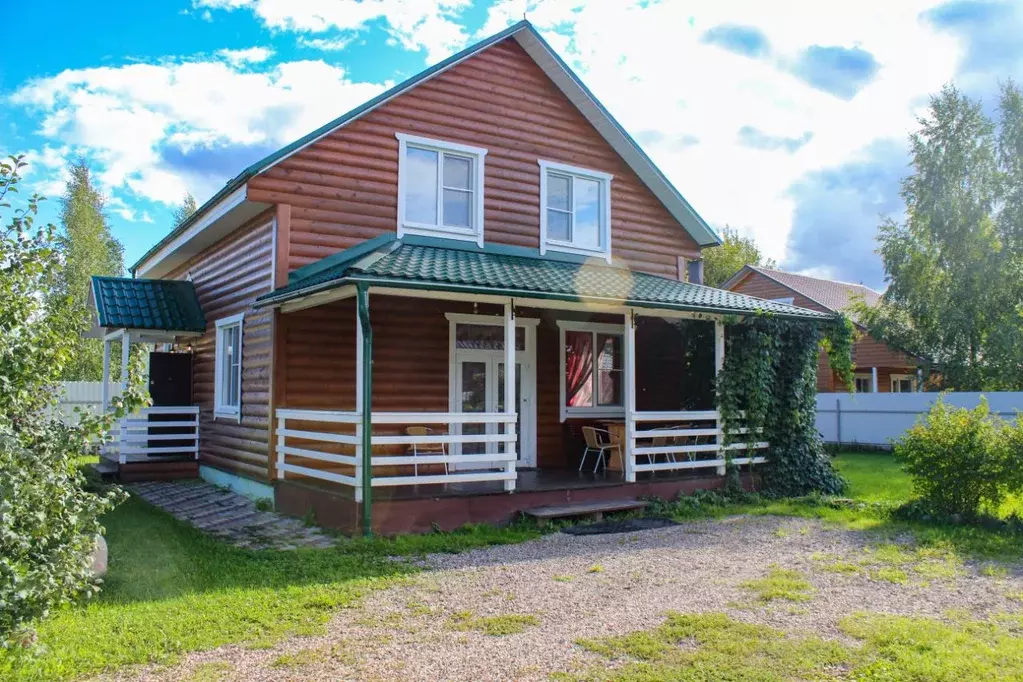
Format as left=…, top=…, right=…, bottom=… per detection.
left=275, top=409, right=518, bottom=501
left=105, top=406, right=200, bottom=464
left=627, top=410, right=767, bottom=477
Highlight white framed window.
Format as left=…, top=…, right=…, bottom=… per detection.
left=214, top=313, right=244, bottom=420
left=557, top=320, right=624, bottom=421
left=539, top=160, right=613, bottom=263
left=890, top=374, right=916, bottom=393
left=770, top=296, right=795, bottom=305
left=396, top=133, right=487, bottom=245
left=854, top=373, right=873, bottom=393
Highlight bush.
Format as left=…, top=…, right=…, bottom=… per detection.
left=893, top=398, right=1021, bottom=518
left=0, top=156, right=147, bottom=649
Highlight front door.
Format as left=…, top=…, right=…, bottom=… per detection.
left=452, top=343, right=536, bottom=468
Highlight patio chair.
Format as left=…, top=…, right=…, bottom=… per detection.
left=579, top=426, right=621, bottom=473
left=405, top=426, right=448, bottom=476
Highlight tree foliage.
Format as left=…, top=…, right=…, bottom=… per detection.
left=172, top=192, right=198, bottom=228
left=716, top=314, right=851, bottom=496
left=0, top=156, right=148, bottom=650
left=702, top=225, right=777, bottom=288
left=51, top=160, right=124, bottom=381
left=857, top=83, right=1023, bottom=390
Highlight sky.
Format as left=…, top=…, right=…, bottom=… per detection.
left=4, top=0, right=1023, bottom=289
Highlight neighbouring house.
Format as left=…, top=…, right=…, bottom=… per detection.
left=85, top=21, right=833, bottom=534
left=721, top=265, right=924, bottom=393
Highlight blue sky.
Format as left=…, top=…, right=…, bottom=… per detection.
left=5, top=0, right=1023, bottom=288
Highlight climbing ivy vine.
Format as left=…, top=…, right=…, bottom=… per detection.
left=716, top=313, right=854, bottom=496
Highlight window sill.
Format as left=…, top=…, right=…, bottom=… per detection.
left=214, top=408, right=241, bottom=422
left=543, top=241, right=611, bottom=264
left=399, top=223, right=483, bottom=246
left=560, top=406, right=625, bottom=422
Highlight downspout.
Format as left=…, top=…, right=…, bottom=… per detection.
left=357, top=283, right=373, bottom=536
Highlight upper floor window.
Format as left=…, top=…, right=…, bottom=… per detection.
left=396, top=133, right=487, bottom=245
left=539, top=160, right=613, bottom=263
left=770, top=296, right=795, bottom=305
left=214, top=313, right=244, bottom=420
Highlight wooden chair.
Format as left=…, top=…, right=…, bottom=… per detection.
left=579, top=426, right=620, bottom=473
left=405, top=426, right=448, bottom=476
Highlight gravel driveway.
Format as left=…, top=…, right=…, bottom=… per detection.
left=99, top=515, right=1023, bottom=682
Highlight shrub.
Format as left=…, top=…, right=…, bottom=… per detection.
left=893, top=398, right=1020, bottom=517
left=0, top=156, right=148, bottom=649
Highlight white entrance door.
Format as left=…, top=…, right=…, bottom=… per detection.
left=454, top=355, right=535, bottom=468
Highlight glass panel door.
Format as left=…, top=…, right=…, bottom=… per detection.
left=459, top=361, right=488, bottom=456
left=496, top=362, right=523, bottom=462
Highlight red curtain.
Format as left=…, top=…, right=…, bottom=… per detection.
left=565, top=331, right=593, bottom=407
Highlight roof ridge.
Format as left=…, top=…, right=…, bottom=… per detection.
left=751, top=265, right=881, bottom=296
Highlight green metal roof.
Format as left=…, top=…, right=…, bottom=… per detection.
left=91, top=276, right=206, bottom=333
left=255, top=236, right=833, bottom=321
left=131, top=20, right=720, bottom=275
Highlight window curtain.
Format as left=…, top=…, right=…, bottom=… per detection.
left=565, top=331, right=593, bottom=407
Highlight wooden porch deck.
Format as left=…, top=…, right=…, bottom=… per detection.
left=275, top=467, right=750, bottom=535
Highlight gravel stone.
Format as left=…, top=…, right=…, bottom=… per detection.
left=94, top=515, right=1023, bottom=682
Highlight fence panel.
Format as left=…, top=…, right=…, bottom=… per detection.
left=53, top=382, right=121, bottom=423
left=816, top=392, right=1023, bottom=446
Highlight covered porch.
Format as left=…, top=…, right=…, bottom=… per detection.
left=87, top=276, right=206, bottom=480
left=256, top=236, right=828, bottom=534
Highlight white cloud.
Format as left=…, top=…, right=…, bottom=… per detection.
left=484, top=0, right=959, bottom=275
left=12, top=57, right=389, bottom=206
left=299, top=35, right=357, bottom=51
left=195, top=0, right=472, bottom=63
left=216, top=46, right=274, bottom=65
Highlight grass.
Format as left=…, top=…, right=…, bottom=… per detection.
left=562, top=610, right=1023, bottom=681
left=448, top=611, right=540, bottom=636
left=0, top=496, right=542, bottom=681
left=739, top=566, right=814, bottom=603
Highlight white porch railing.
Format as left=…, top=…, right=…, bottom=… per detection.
left=275, top=409, right=517, bottom=501
left=104, top=406, right=200, bottom=464
left=627, top=410, right=767, bottom=478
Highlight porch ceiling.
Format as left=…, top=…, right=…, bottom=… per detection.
left=255, top=235, right=833, bottom=321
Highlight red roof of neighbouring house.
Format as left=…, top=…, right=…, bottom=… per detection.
left=721, top=265, right=881, bottom=317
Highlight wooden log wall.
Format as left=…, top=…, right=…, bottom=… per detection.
left=169, top=213, right=274, bottom=480
left=247, top=37, right=702, bottom=281
left=726, top=269, right=918, bottom=392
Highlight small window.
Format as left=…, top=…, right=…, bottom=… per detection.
left=215, top=313, right=244, bottom=419
left=558, top=321, right=624, bottom=420
left=539, top=160, right=612, bottom=262
left=770, top=297, right=795, bottom=305
left=396, top=133, right=487, bottom=245
left=854, top=374, right=873, bottom=393
left=891, top=374, right=916, bottom=393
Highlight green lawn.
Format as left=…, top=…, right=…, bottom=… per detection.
left=832, top=451, right=912, bottom=503
left=0, top=497, right=541, bottom=681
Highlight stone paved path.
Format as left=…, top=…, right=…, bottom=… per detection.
left=129, top=481, right=337, bottom=550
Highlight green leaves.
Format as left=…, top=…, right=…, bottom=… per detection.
left=716, top=315, right=846, bottom=497
left=701, top=225, right=776, bottom=288
left=0, top=155, right=147, bottom=649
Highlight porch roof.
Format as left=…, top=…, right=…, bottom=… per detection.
left=255, top=236, right=833, bottom=321
left=89, top=276, right=206, bottom=334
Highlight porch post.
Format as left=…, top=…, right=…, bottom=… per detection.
left=356, top=284, right=373, bottom=536
left=623, top=309, right=636, bottom=483
left=354, top=298, right=364, bottom=504
left=503, top=301, right=517, bottom=492
left=714, top=321, right=725, bottom=475
left=871, top=367, right=878, bottom=393
left=101, top=337, right=112, bottom=412
left=120, top=330, right=131, bottom=394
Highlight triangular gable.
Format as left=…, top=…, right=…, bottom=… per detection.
left=132, top=20, right=718, bottom=275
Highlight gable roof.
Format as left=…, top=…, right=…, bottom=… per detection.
left=722, top=265, right=881, bottom=317
left=255, top=235, right=833, bottom=321
left=132, top=20, right=719, bottom=275
left=90, top=276, right=206, bottom=333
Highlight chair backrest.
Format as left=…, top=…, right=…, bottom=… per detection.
left=582, top=426, right=607, bottom=448
left=405, top=426, right=432, bottom=436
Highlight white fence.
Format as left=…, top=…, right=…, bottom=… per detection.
left=52, top=381, right=121, bottom=423
left=816, top=392, right=1023, bottom=447
left=102, top=406, right=200, bottom=464
left=275, top=409, right=517, bottom=501
left=627, top=410, right=767, bottom=480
